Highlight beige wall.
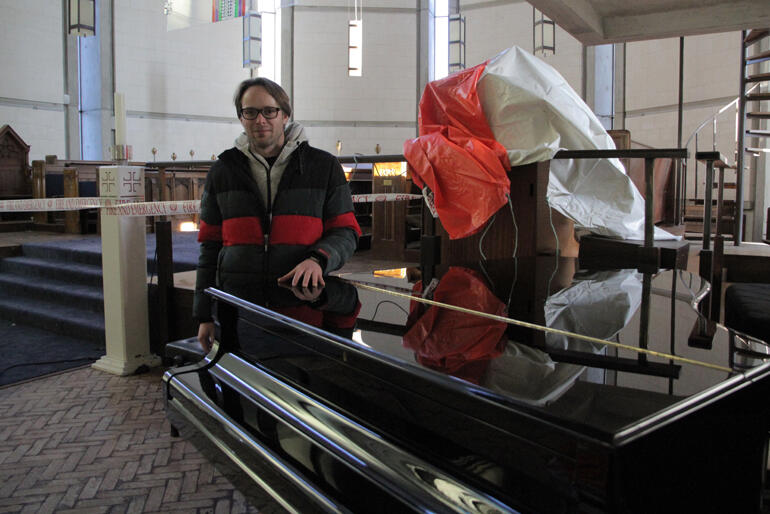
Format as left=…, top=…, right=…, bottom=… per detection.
left=0, top=0, right=66, bottom=160
left=0, top=1, right=748, bottom=175
left=292, top=4, right=418, bottom=156
left=462, top=0, right=584, bottom=97
left=625, top=32, right=742, bottom=201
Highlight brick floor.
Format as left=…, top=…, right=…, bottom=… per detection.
left=0, top=366, right=262, bottom=513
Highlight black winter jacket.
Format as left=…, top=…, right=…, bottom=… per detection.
left=193, top=142, right=360, bottom=322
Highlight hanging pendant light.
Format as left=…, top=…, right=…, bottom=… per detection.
left=68, top=0, right=96, bottom=37
left=348, top=0, right=363, bottom=76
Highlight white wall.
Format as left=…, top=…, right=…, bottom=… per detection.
left=0, top=0, right=66, bottom=161
left=625, top=33, right=742, bottom=200
left=292, top=3, right=418, bottom=156
left=0, top=0, right=752, bottom=181
left=114, top=0, right=249, bottom=162
left=462, top=0, right=584, bottom=97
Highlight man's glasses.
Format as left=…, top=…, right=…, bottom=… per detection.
left=240, top=106, right=281, bottom=120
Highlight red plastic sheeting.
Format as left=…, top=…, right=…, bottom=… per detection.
left=403, top=267, right=507, bottom=384
left=404, top=63, right=511, bottom=239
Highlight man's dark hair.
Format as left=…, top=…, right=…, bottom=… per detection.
left=233, top=78, right=292, bottom=118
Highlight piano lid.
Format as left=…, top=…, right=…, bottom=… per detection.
left=213, top=256, right=770, bottom=444
left=334, top=257, right=770, bottom=436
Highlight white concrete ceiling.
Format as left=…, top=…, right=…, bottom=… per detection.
left=527, top=0, right=770, bottom=45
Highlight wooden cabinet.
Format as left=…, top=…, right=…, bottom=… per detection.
left=347, top=164, right=374, bottom=250
left=432, top=160, right=578, bottom=268
left=0, top=125, right=31, bottom=200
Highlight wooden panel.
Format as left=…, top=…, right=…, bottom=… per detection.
left=371, top=175, right=407, bottom=260
left=62, top=168, right=80, bottom=234
left=0, top=125, right=31, bottom=199
left=434, top=160, right=578, bottom=268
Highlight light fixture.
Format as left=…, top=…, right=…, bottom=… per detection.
left=68, top=0, right=95, bottom=37
left=373, top=268, right=407, bottom=279
left=373, top=162, right=407, bottom=177
left=533, top=8, right=555, bottom=56
left=243, top=10, right=262, bottom=68
left=348, top=1, right=363, bottom=76
left=179, top=221, right=198, bottom=232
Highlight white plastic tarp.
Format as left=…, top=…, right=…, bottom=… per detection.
left=477, top=46, right=677, bottom=240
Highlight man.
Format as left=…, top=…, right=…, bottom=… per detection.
left=195, top=78, right=360, bottom=351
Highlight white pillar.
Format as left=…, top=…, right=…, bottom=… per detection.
left=92, top=166, right=161, bottom=375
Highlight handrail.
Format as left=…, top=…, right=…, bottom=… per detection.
left=680, top=84, right=759, bottom=217
left=684, top=84, right=759, bottom=151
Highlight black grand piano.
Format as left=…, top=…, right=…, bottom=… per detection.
left=164, top=257, right=770, bottom=513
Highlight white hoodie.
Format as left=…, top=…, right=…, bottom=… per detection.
left=234, top=121, right=308, bottom=210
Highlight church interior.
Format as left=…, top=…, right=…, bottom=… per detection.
left=2, top=0, right=770, bottom=512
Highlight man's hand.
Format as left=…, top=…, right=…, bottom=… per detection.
left=278, top=258, right=325, bottom=288
left=197, top=321, right=216, bottom=352
left=278, top=281, right=325, bottom=302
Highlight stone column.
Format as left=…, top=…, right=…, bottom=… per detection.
left=92, top=165, right=161, bottom=375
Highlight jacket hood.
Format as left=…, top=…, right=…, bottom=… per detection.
left=234, top=121, right=308, bottom=163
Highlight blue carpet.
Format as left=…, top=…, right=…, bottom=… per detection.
left=0, top=318, right=104, bottom=387
left=0, top=231, right=201, bottom=386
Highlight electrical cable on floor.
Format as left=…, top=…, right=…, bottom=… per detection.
left=371, top=299, right=409, bottom=320
left=506, top=257, right=518, bottom=311
left=478, top=213, right=497, bottom=261
left=547, top=200, right=560, bottom=257
left=506, top=194, right=518, bottom=258
left=0, top=356, right=101, bottom=378
left=546, top=203, right=560, bottom=294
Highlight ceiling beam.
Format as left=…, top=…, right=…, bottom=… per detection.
left=528, top=0, right=604, bottom=42
left=602, top=1, right=770, bottom=44
left=529, top=0, right=770, bottom=46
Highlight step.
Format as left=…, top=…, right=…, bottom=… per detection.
left=21, top=241, right=103, bottom=267
left=685, top=202, right=734, bottom=214
left=0, top=296, right=105, bottom=344
left=684, top=232, right=735, bottom=242
left=746, top=92, right=770, bottom=102
left=0, top=220, right=32, bottom=232
left=747, top=112, right=770, bottom=119
left=747, top=129, right=770, bottom=138
left=0, top=256, right=103, bottom=287
left=746, top=72, right=770, bottom=83
left=684, top=222, right=734, bottom=234
left=747, top=50, right=770, bottom=64
left=0, top=273, right=103, bottom=313
left=745, top=29, right=769, bottom=45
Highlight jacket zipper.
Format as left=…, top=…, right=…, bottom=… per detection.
left=264, top=163, right=272, bottom=277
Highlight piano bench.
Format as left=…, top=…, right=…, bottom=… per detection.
left=165, top=336, right=206, bottom=366
left=724, top=283, right=770, bottom=344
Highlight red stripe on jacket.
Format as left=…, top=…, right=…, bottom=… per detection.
left=270, top=215, right=323, bottom=246
left=222, top=216, right=264, bottom=246
left=324, top=212, right=362, bottom=237
left=323, top=301, right=362, bottom=329
left=198, top=220, right=222, bottom=242
left=274, top=305, right=323, bottom=327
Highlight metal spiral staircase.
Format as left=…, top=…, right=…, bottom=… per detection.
left=738, top=28, right=770, bottom=244
left=684, top=29, right=770, bottom=245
